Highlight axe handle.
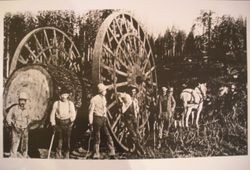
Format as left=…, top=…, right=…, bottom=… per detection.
left=47, top=131, right=55, bottom=159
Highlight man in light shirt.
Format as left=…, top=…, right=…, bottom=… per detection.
left=88, top=83, right=115, bottom=159
left=50, top=88, right=76, bottom=159
left=6, top=91, right=31, bottom=158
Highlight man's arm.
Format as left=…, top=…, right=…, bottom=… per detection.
left=172, top=96, right=176, bottom=111
left=50, top=102, right=57, bottom=126
left=88, top=98, right=95, bottom=125
left=6, top=107, right=14, bottom=126
left=70, top=101, right=77, bottom=122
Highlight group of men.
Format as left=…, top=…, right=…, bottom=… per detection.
left=5, top=83, right=177, bottom=159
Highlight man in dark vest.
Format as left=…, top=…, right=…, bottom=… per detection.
left=157, top=86, right=176, bottom=149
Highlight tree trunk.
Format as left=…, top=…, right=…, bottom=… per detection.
left=3, top=64, right=83, bottom=130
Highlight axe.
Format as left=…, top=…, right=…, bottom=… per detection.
left=47, top=128, right=56, bottom=159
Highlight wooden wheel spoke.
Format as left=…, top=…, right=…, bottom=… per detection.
left=18, top=55, right=28, bottom=64
left=108, top=27, right=119, bottom=46
left=107, top=110, right=113, bottom=120
left=107, top=81, right=128, bottom=90
left=111, top=114, right=121, bottom=130
left=142, top=49, right=152, bottom=72
left=127, top=36, right=137, bottom=63
left=122, top=14, right=130, bottom=33
left=114, top=19, right=135, bottom=64
left=24, top=43, right=38, bottom=62
left=145, top=66, right=155, bottom=77
left=53, top=29, right=59, bottom=58
left=117, top=44, right=133, bottom=66
left=108, top=100, right=117, bottom=110
left=33, top=34, right=47, bottom=61
left=103, top=44, right=129, bottom=70
left=117, top=127, right=127, bottom=142
left=108, top=26, right=133, bottom=66
left=43, top=30, right=52, bottom=56
left=101, top=64, right=128, bottom=77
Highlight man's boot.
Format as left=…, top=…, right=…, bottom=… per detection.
left=56, top=148, right=62, bottom=159
left=65, top=151, right=70, bottom=159
left=109, top=148, right=116, bottom=158
left=93, top=144, right=100, bottom=159
left=157, top=139, right=162, bottom=149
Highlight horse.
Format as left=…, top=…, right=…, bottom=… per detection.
left=180, top=83, right=207, bottom=128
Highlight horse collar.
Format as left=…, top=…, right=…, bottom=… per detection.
left=198, top=86, right=205, bottom=101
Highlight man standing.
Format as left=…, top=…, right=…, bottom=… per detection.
left=50, top=88, right=76, bottom=159
left=88, top=83, right=115, bottom=159
left=157, top=87, right=176, bottom=149
left=130, top=86, right=140, bottom=122
left=6, top=91, right=31, bottom=158
left=118, top=92, right=146, bottom=156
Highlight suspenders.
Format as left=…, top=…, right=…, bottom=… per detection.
left=57, top=100, right=71, bottom=116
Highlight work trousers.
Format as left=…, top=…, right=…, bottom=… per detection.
left=56, top=118, right=72, bottom=156
left=10, top=127, right=29, bottom=158
left=93, top=116, right=115, bottom=152
left=123, top=115, right=145, bottom=154
left=158, top=111, right=172, bottom=139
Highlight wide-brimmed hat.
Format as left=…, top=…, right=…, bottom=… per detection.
left=162, top=87, right=168, bottom=92
left=97, top=83, right=107, bottom=93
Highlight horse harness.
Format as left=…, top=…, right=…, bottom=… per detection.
left=183, top=87, right=205, bottom=104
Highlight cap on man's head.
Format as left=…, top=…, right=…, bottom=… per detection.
left=97, top=83, right=107, bottom=93
left=19, top=91, right=28, bottom=100
left=60, top=88, right=70, bottom=95
left=169, top=87, right=174, bottom=92
left=162, top=87, right=167, bottom=92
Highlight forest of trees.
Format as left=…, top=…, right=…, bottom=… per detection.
left=152, top=10, right=246, bottom=88
left=3, top=10, right=247, bottom=88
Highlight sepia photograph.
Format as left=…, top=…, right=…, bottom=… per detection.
left=0, top=0, right=249, bottom=169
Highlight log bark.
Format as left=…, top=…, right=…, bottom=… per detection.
left=3, top=64, right=82, bottom=130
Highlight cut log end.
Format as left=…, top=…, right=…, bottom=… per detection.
left=4, top=64, right=82, bottom=130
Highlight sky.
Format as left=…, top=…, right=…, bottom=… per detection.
left=130, top=1, right=249, bottom=36
left=1, top=0, right=249, bottom=37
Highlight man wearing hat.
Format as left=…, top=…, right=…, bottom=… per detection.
left=50, top=88, right=76, bottom=159
left=130, top=86, right=140, bottom=121
left=117, top=92, right=145, bottom=156
left=6, top=91, right=31, bottom=158
left=88, top=83, right=115, bottom=159
left=157, top=86, right=176, bottom=149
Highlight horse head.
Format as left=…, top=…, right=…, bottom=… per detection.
left=198, top=83, right=207, bottom=100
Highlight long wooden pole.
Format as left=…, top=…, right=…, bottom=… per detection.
left=47, top=131, right=55, bottom=159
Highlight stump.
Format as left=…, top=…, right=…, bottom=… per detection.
left=3, top=64, right=82, bottom=130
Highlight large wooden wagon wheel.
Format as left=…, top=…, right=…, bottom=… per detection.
left=92, top=12, right=158, bottom=151
left=9, top=27, right=82, bottom=75
left=4, top=27, right=82, bottom=130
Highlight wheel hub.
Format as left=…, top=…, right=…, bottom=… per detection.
left=127, top=64, right=145, bottom=86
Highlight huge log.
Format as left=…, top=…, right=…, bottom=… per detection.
left=3, top=64, right=83, bottom=130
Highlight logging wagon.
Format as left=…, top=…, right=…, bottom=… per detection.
left=3, top=11, right=158, bottom=153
